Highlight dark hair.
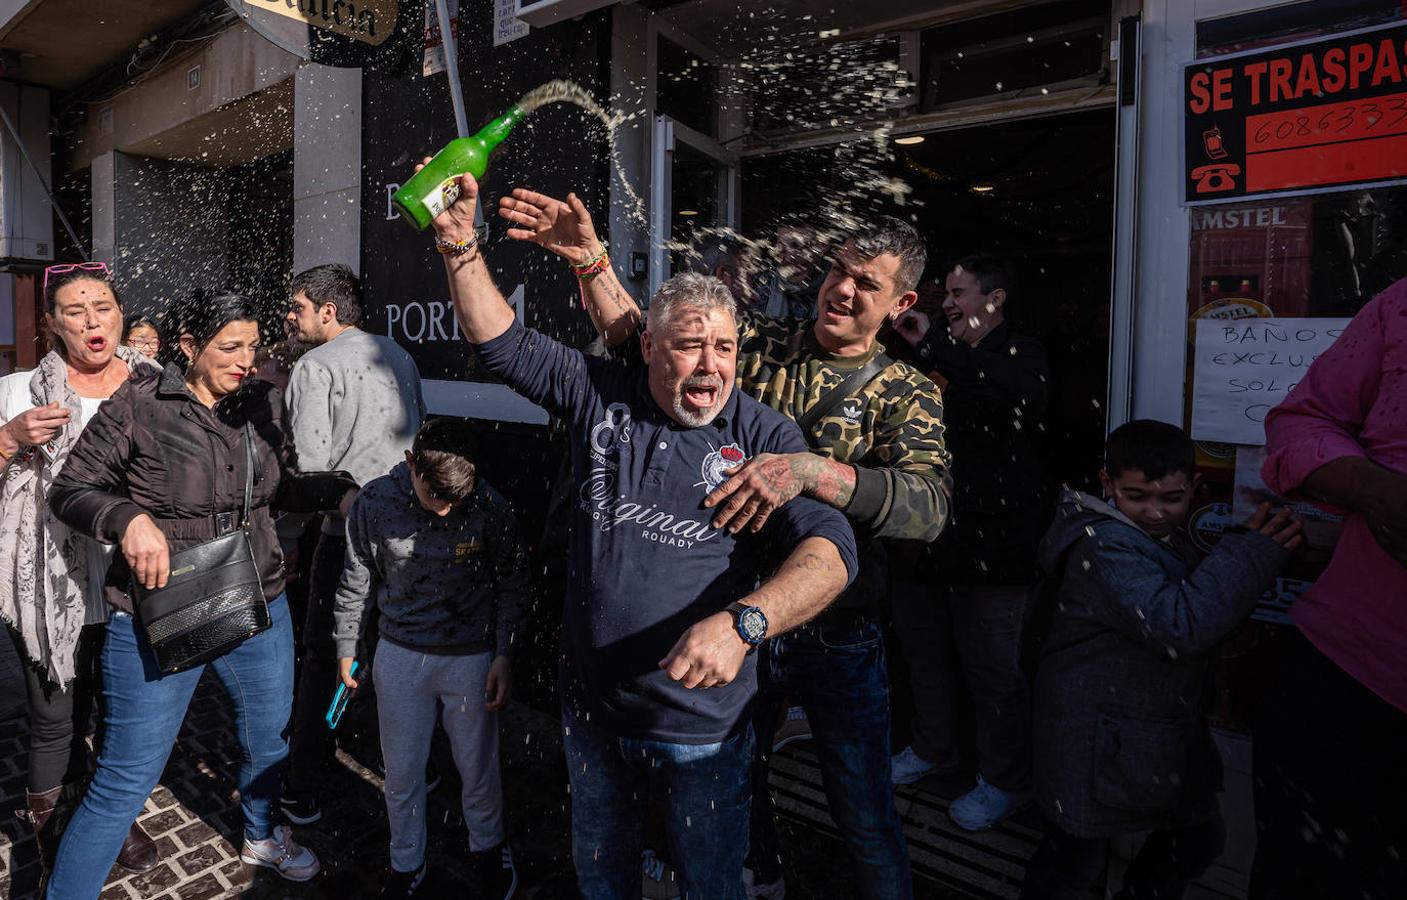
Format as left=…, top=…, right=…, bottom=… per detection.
left=291, top=263, right=362, bottom=327
left=1105, top=420, right=1196, bottom=482
left=183, top=292, right=262, bottom=349
left=847, top=216, right=927, bottom=294
left=45, top=268, right=119, bottom=315
left=688, top=233, right=747, bottom=276
left=411, top=418, right=478, bottom=503
left=952, top=254, right=1017, bottom=301
left=122, top=313, right=159, bottom=341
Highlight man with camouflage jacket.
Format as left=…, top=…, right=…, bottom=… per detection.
left=498, top=188, right=951, bottom=900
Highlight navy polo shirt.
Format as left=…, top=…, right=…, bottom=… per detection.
left=474, top=320, right=858, bottom=744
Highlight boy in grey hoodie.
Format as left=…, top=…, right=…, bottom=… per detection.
left=332, top=419, right=528, bottom=899
left=1020, top=420, right=1301, bottom=900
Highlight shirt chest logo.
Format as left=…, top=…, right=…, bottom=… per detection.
left=839, top=399, right=864, bottom=425
left=697, top=443, right=748, bottom=492
left=454, top=540, right=482, bottom=562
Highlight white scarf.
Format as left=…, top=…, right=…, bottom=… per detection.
left=0, top=346, right=157, bottom=685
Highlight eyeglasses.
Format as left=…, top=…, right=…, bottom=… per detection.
left=43, top=262, right=112, bottom=295
left=127, top=337, right=160, bottom=350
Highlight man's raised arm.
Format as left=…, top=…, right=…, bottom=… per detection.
left=498, top=188, right=642, bottom=346
left=430, top=171, right=517, bottom=344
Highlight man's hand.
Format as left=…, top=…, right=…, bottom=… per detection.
left=3, top=402, right=71, bottom=447
left=659, top=611, right=749, bottom=690
left=705, top=453, right=808, bottom=533
left=338, top=657, right=360, bottom=691
left=417, top=157, right=480, bottom=245
left=484, top=655, right=512, bottom=711
left=894, top=309, right=931, bottom=348
left=122, top=514, right=170, bottom=590
left=498, top=189, right=602, bottom=265
left=1245, top=502, right=1305, bottom=552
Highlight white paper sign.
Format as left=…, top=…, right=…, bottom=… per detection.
left=422, top=0, right=459, bottom=76
left=494, top=0, right=530, bottom=46
left=1191, top=317, right=1348, bottom=445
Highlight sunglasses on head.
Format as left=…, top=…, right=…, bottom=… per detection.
left=43, top=262, right=112, bottom=296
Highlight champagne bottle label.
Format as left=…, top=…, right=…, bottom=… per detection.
left=424, top=176, right=462, bottom=220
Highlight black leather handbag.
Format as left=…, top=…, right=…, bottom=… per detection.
left=132, top=422, right=270, bottom=674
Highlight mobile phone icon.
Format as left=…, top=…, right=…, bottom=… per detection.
left=1203, top=126, right=1228, bottom=160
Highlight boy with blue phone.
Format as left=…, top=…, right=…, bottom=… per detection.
left=332, top=419, right=528, bottom=899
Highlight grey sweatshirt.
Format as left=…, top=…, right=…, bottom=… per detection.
left=332, top=464, right=530, bottom=659
left=285, top=327, right=425, bottom=532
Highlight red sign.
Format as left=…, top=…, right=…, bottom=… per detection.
left=1184, top=22, right=1407, bottom=203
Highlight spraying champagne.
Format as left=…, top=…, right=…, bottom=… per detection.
left=392, top=105, right=525, bottom=230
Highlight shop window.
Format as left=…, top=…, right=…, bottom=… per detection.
left=920, top=0, right=1109, bottom=110
left=1197, top=0, right=1406, bottom=58
left=656, top=37, right=717, bottom=138
left=747, top=36, right=904, bottom=133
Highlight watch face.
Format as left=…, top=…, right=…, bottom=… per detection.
left=739, top=608, right=767, bottom=644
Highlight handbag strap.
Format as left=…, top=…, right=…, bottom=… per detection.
left=796, top=353, right=892, bottom=447
left=241, top=422, right=255, bottom=527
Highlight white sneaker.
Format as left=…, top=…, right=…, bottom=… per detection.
left=890, top=745, right=937, bottom=785
left=948, top=774, right=1032, bottom=831
left=742, top=866, right=786, bottom=899
left=241, top=824, right=321, bottom=882
left=642, top=849, right=680, bottom=899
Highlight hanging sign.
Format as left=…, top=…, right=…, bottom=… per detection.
left=1183, top=21, right=1407, bottom=204
left=226, top=0, right=424, bottom=68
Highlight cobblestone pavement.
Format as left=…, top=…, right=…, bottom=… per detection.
left=0, top=632, right=987, bottom=899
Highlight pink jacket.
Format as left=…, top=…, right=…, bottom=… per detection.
left=1262, top=278, right=1407, bottom=713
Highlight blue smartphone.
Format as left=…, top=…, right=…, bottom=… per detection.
left=325, top=660, right=360, bottom=730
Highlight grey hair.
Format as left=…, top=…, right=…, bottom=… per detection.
left=846, top=216, right=927, bottom=294
left=646, top=272, right=738, bottom=335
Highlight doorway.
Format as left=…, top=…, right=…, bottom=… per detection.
left=742, top=108, right=1117, bottom=489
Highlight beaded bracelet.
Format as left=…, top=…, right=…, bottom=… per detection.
left=573, top=252, right=611, bottom=310
left=435, top=235, right=480, bottom=256
left=569, top=242, right=609, bottom=276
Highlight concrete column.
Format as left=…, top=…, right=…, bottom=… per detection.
left=293, top=64, right=362, bottom=275
left=91, top=151, right=116, bottom=265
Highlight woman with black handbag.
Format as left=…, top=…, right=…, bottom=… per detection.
left=46, top=292, right=355, bottom=898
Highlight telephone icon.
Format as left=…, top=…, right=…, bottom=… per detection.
left=1191, top=163, right=1241, bottom=194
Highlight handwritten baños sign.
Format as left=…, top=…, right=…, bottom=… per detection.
left=1191, top=318, right=1348, bottom=445
left=1183, top=21, right=1407, bottom=204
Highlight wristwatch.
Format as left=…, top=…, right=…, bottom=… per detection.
left=727, top=602, right=768, bottom=649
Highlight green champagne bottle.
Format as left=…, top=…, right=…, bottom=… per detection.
left=392, top=105, right=526, bottom=230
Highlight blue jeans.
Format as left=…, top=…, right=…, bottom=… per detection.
left=49, top=595, right=294, bottom=900
left=748, top=617, right=913, bottom=900
left=562, top=704, right=754, bottom=900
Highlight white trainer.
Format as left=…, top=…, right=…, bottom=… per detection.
left=240, top=824, right=321, bottom=882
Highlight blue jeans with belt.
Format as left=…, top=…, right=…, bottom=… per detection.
left=563, top=704, right=755, bottom=900
left=48, top=595, right=294, bottom=900
left=747, top=616, right=914, bottom=900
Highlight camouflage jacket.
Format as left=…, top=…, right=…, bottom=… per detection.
left=734, top=310, right=953, bottom=546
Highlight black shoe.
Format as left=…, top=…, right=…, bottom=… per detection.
left=279, top=792, right=322, bottom=825
left=425, top=760, right=441, bottom=793
left=471, top=843, right=518, bottom=899
left=379, top=863, right=427, bottom=898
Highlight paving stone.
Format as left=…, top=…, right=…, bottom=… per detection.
left=172, top=872, right=224, bottom=899
left=174, top=819, right=220, bottom=850
left=124, top=861, right=182, bottom=899
left=140, top=808, right=189, bottom=837
left=175, top=843, right=228, bottom=877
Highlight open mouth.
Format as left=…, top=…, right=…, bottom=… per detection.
left=86, top=336, right=108, bottom=352
left=823, top=300, right=854, bottom=321
left=683, top=384, right=718, bottom=407
left=945, top=308, right=964, bottom=323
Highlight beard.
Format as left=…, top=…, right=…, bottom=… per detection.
left=669, top=373, right=727, bottom=427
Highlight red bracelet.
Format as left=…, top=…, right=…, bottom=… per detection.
left=573, top=252, right=610, bottom=309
